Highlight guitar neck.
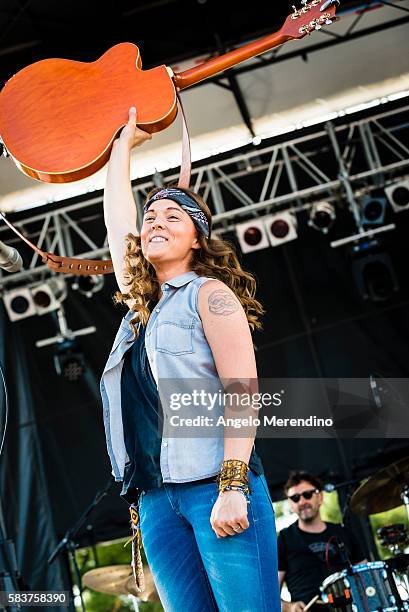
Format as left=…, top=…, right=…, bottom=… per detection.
left=173, top=30, right=290, bottom=91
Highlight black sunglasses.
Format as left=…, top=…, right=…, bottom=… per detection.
left=288, top=488, right=320, bottom=503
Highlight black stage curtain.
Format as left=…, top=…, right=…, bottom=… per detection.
left=0, top=306, right=70, bottom=608
left=0, top=276, right=133, bottom=550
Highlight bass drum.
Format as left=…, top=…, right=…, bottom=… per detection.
left=320, top=561, right=408, bottom=611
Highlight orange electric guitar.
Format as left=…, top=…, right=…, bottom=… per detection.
left=0, top=0, right=338, bottom=185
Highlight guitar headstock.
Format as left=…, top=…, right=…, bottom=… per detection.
left=282, top=0, right=339, bottom=39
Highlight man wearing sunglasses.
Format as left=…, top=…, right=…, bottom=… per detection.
left=278, top=471, right=365, bottom=611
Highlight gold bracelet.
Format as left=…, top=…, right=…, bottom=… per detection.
left=219, top=459, right=248, bottom=481
left=218, top=459, right=251, bottom=495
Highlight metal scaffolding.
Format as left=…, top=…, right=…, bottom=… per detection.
left=1, top=99, right=408, bottom=289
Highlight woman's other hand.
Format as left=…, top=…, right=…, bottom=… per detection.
left=210, top=491, right=250, bottom=538
left=116, top=107, right=152, bottom=151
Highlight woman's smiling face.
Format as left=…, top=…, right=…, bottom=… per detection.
left=140, top=199, right=200, bottom=265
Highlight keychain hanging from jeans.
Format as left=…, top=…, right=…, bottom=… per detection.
left=124, top=498, right=145, bottom=592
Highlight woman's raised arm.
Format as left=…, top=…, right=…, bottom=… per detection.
left=103, top=107, right=151, bottom=294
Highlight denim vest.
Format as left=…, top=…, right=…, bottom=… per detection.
left=100, top=270, right=263, bottom=483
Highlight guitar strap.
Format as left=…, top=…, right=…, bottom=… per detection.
left=0, top=92, right=192, bottom=276
left=176, top=90, right=192, bottom=191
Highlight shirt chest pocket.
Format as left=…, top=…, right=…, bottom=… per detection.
left=156, top=318, right=195, bottom=355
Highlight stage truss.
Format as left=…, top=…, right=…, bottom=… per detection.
left=0, top=100, right=408, bottom=289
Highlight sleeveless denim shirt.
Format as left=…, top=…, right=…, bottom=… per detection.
left=100, top=270, right=263, bottom=483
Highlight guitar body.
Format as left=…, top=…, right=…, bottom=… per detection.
left=0, top=43, right=177, bottom=183
left=0, top=1, right=338, bottom=185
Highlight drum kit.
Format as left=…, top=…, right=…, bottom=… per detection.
left=319, top=456, right=409, bottom=611
left=81, top=457, right=408, bottom=612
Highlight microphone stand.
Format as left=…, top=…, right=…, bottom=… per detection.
left=0, top=496, right=21, bottom=612
left=325, top=478, right=377, bottom=561
left=48, top=479, right=113, bottom=612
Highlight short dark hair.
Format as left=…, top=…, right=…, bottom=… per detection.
left=284, top=471, right=323, bottom=495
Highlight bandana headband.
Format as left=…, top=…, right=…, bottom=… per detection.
left=143, top=188, right=210, bottom=239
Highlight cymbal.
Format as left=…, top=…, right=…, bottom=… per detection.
left=83, top=564, right=159, bottom=601
left=83, top=565, right=133, bottom=596
left=350, top=457, right=409, bottom=516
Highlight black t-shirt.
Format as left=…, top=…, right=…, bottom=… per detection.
left=277, top=521, right=365, bottom=603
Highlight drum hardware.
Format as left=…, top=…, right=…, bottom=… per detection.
left=47, top=478, right=114, bottom=612
left=388, top=555, right=409, bottom=605
left=377, top=525, right=409, bottom=556
left=403, top=487, right=409, bottom=524
left=348, top=458, right=409, bottom=609
left=320, top=561, right=407, bottom=611
left=318, top=457, right=409, bottom=610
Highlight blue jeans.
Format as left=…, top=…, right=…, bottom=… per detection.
left=139, top=470, right=280, bottom=611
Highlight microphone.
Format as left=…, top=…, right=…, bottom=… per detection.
left=0, top=240, right=23, bottom=273
left=323, top=478, right=361, bottom=493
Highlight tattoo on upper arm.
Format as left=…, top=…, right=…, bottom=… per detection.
left=208, top=289, right=239, bottom=316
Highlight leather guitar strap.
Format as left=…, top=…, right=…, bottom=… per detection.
left=176, top=90, right=191, bottom=190
left=0, top=93, right=192, bottom=276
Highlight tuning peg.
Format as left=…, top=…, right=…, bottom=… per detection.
left=315, top=23, right=322, bottom=29
left=301, top=0, right=308, bottom=5
left=325, top=18, right=333, bottom=24
left=291, top=5, right=301, bottom=19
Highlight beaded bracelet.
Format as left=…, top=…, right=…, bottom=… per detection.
left=221, top=484, right=251, bottom=502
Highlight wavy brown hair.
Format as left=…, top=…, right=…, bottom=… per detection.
left=114, top=186, right=265, bottom=337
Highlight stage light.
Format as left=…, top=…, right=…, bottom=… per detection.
left=352, top=242, right=399, bottom=302
left=360, top=196, right=386, bottom=227
left=235, top=218, right=270, bottom=253
left=71, top=275, right=104, bottom=299
left=385, top=179, right=409, bottom=213
left=31, top=278, right=66, bottom=315
left=2, top=278, right=67, bottom=321
left=54, top=340, right=85, bottom=382
left=308, top=202, right=336, bottom=233
left=264, top=212, right=298, bottom=246
left=2, top=287, right=36, bottom=321
left=33, top=288, right=52, bottom=309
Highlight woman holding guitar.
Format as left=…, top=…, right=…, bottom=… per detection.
left=100, top=106, right=280, bottom=611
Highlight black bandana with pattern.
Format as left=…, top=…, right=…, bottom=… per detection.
left=143, top=188, right=210, bottom=239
